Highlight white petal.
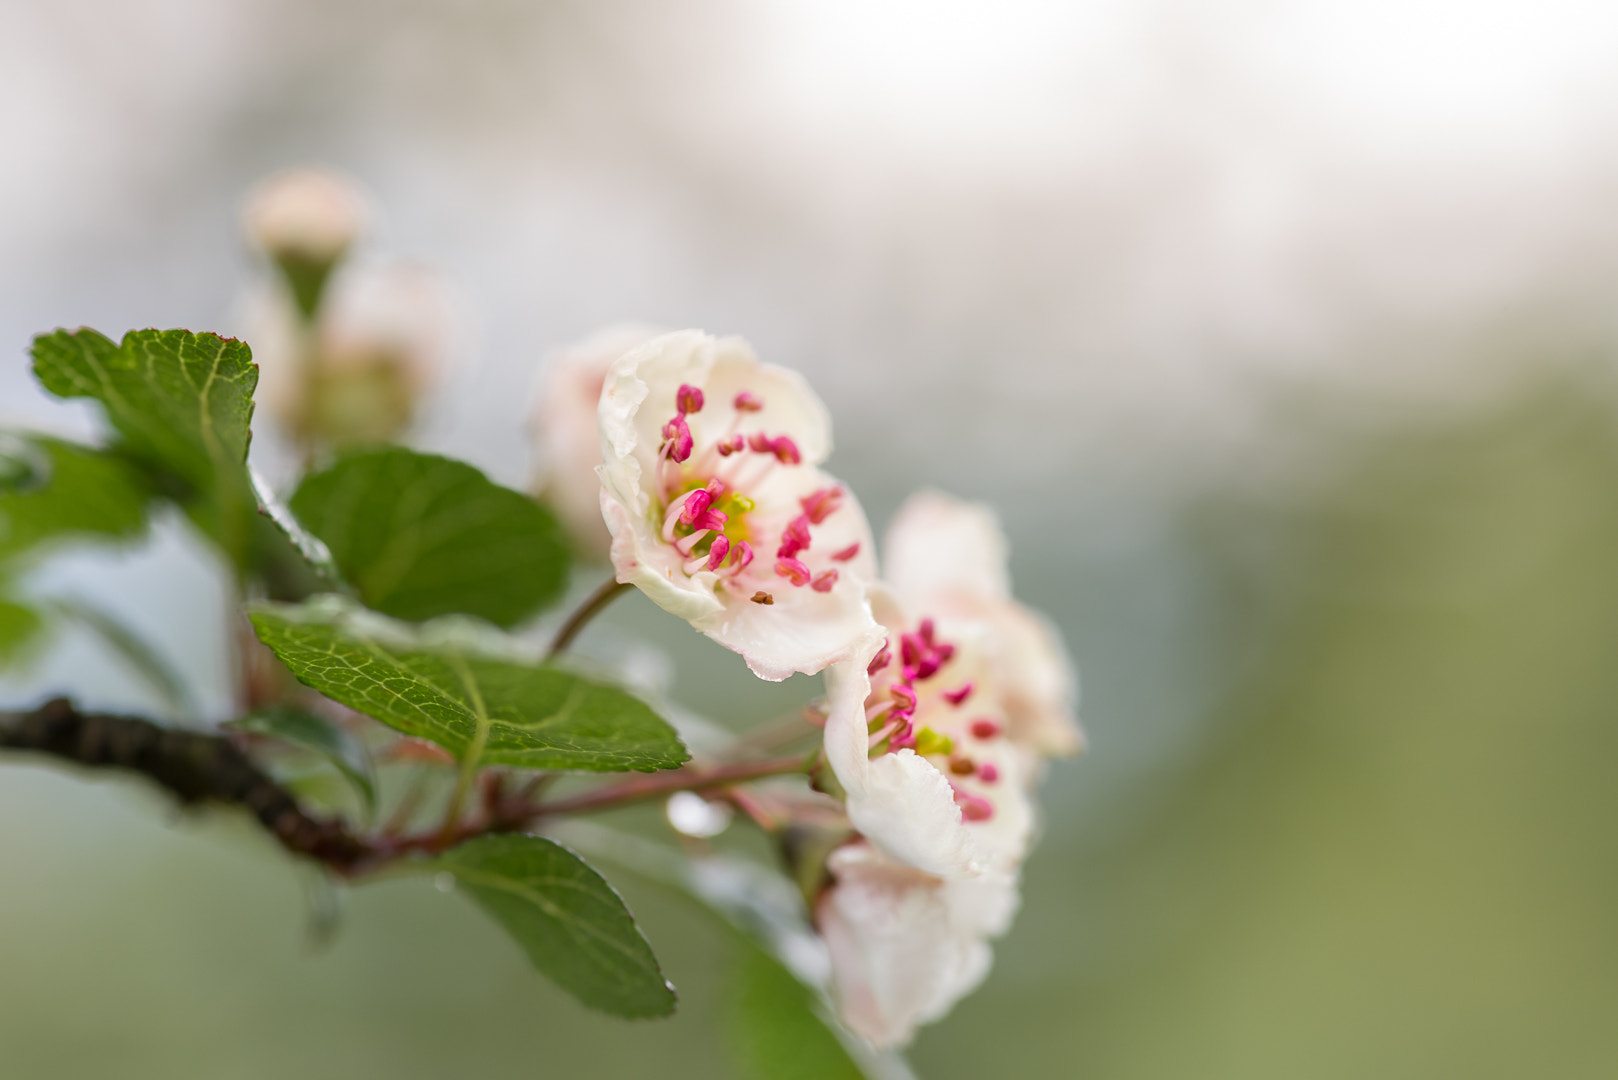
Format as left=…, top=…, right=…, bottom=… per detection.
left=885, top=489, right=1011, bottom=604
left=529, top=324, right=665, bottom=558
left=818, top=845, right=1016, bottom=1048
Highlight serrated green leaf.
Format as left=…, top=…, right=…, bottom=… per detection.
left=0, top=597, right=45, bottom=668
left=0, top=433, right=151, bottom=563
left=226, top=705, right=377, bottom=814
left=437, top=834, right=676, bottom=1018
left=248, top=600, right=687, bottom=773
left=31, top=328, right=258, bottom=564
left=729, top=944, right=866, bottom=1080
left=288, top=447, right=570, bottom=626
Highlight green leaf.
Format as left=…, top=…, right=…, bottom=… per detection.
left=728, top=944, right=866, bottom=1080
left=248, top=600, right=687, bottom=773
left=288, top=447, right=570, bottom=626
left=0, top=433, right=151, bottom=563
left=0, top=597, right=45, bottom=668
left=226, top=705, right=377, bottom=815
left=31, top=328, right=258, bottom=564
left=437, top=834, right=676, bottom=1018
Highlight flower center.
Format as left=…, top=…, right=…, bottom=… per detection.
left=653, top=384, right=855, bottom=596
left=862, top=617, right=1005, bottom=821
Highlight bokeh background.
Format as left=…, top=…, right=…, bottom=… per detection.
left=5, top=1, right=1618, bottom=1076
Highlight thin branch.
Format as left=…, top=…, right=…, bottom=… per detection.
left=546, top=578, right=631, bottom=658
left=529, top=755, right=812, bottom=818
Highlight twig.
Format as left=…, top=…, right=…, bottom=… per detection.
left=546, top=578, right=631, bottom=658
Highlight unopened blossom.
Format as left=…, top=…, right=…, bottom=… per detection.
left=250, top=262, right=454, bottom=448
left=822, top=586, right=1034, bottom=879
left=597, top=330, right=881, bottom=681
left=818, top=843, right=1019, bottom=1047
left=243, top=166, right=370, bottom=267
left=529, top=325, right=664, bottom=558
left=884, top=490, right=1083, bottom=757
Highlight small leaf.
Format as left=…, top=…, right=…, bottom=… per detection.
left=289, top=447, right=570, bottom=627
left=0, top=433, right=151, bottom=563
left=0, top=597, right=45, bottom=668
left=437, top=834, right=676, bottom=1018
left=729, top=944, right=866, bottom=1080
left=248, top=599, right=687, bottom=772
left=31, top=328, right=258, bottom=565
left=226, top=705, right=377, bottom=815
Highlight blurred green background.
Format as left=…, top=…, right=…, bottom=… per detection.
left=8, top=1, right=1618, bottom=1076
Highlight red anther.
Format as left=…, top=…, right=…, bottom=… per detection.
left=890, top=684, right=917, bottom=711
left=830, top=542, right=861, bottom=562
left=747, top=432, right=774, bottom=453
left=935, top=642, right=956, bottom=665
left=703, top=535, right=731, bottom=571
left=914, top=656, right=941, bottom=681
left=771, top=436, right=802, bottom=464
left=977, top=762, right=999, bottom=784
left=661, top=414, right=693, bottom=462
left=969, top=719, right=1002, bottom=740
left=811, top=569, right=839, bottom=593
left=680, top=487, right=714, bottom=525
left=918, top=618, right=936, bottom=643
left=728, top=540, right=754, bottom=573
left=734, top=391, right=764, bottom=412
left=675, top=383, right=705, bottom=415
left=948, top=755, right=976, bottom=776
left=954, top=790, right=994, bottom=821
left=774, top=557, right=812, bottom=586
left=690, top=508, right=729, bottom=533
left=902, top=665, right=920, bottom=683
left=889, top=728, right=917, bottom=752
left=943, top=682, right=975, bottom=706
left=867, top=643, right=892, bottom=674
left=799, top=486, right=844, bottom=524
left=900, top=634, right=923, bottom=667
left=777, top=514, right=812, bottom=559
left=717, top=440, right=740, bottom=457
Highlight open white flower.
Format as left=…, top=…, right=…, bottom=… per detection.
left=817, top=843, right=1019, bottom=1048
left=597, top=331, right=881, bottom=681
left=529, top=325, right=665, bottom=559
left=823, top=586, right=1034, bottom=879
left=885, top=490, right=1083, bottom=756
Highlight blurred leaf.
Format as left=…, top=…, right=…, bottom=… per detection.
left=0, top=597, right=44, bottom=668
left=248, top=600, right=688, bottom=772
left=729, top=944, right=865, bottom=1080
left=250, top=466, right=350, bottom=597
left=289, top=447, right=570, bottom=626
left=436, top=834, right=676, bottom=1018
left=0, top=433, right=151, bottom=563
left=226, top=705, right=376, bottom=815
left=51, top=598, right=192, bottom=720
left=30, top=328, right=258, bottom=565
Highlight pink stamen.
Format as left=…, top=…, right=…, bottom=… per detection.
left=977, top=762, right=999, bottom=784
left=890, top=684, right=917, bottom=711
left=954, top=789, right=994, bottom=821
left=771, top=436, right=802, bottom=465
left=662, top=490, right=700, bottom=541
left=717, top=434, right=745, bottom=456
left=799, top=487, right=843, bottom=524
left=680, top=487, right=714, bottom=525
left=867, top=642, right=892, bottom=674
left=702, top=535, right=731, bottom=572
left=970, top=719, right=1002, bottom=740
left=734, top=391, right=763, bottom=412
left=777, top=514, right=812, bottom=559
left=774, top=557, right=812, bottom=586
left=687, top=508, right=728, bottom=534
left=676, top=384, right=705, bottom=414
left=811, top=569, right=838, bottom=592
left=830, top=542, right=861, bottom=562
left=943, top=682, right=974, bottom=706
left=727, top=541, right=754, bottom=574
left=661, top=414, right=693, bottom=463
left=747, top=432, right=774, bottom=453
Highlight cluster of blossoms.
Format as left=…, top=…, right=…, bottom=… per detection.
left=244, top=167, right=453, bottom=451
left=533, top=329, right=1081, bottom=1047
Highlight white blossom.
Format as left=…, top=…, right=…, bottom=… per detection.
left=597, top=331, right=882, bottom=681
